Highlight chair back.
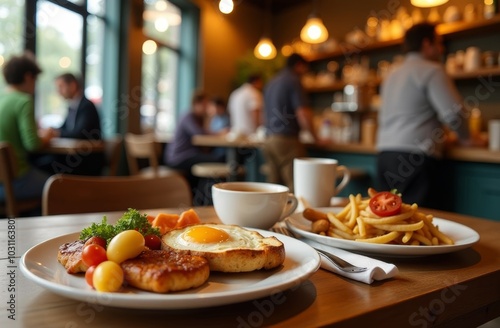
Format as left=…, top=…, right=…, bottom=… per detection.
left=0, top=142, right=19, bottom=217
left=104, top=135, right=123, bottom=176
left=42, top=173, right=192, bottom=216
left=124, top=133, right=161, bottom=175
left=0, top=142, right=42, bottom=217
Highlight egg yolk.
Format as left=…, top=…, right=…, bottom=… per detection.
left=183, top=226, right=231, bottom=243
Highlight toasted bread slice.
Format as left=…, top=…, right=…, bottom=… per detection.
left=120, top=250, right=209, bottom=293
left=161, top=224, right=285, bottom=272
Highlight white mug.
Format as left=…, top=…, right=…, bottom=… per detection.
left=489, top=120, right=500, bottom=151
left=212, top=182, right=298, bottom=229
left=294, top=157, right=351, bottom=208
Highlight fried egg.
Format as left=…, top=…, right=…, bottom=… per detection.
left=163, top=224, right=268, bottom=252
left=161, top=224, right=286, bottom=272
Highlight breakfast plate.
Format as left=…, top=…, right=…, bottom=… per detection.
left=20, top=230, right=320, bottom=310
left=285, top=207, right=480, bottom=256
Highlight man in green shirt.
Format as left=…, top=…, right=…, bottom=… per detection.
left=0, top=53, right=52, bottom=211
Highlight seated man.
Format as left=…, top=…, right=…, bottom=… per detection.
left=36, top=73, right=104, bottom=176
left=165, top=91, right=225, bottom=204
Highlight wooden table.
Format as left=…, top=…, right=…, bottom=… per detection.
left=192, top=135, right=264, bottom=181
left=1, top=207, right=499, bottom=327
left=42, top=137, right=105, bottom=155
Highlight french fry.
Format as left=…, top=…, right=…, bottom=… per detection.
left=356, top=217, right=367, bottom=237
left=347, top=194, right=359, bottom=228
left=355, top=231, right=400, bottom=244
left=361, top=210, right=414, bottom=225
left=402, top=231, right=413, bottom=243
left=411, top=232, right=433, bottom=246
left=327, top=213, right=353, bottom=234
left=372, top=220, right=424, bottom=232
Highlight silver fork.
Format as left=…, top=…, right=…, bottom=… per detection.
left=270, top=222, right=368, bottom=273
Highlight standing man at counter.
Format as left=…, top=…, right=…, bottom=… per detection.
left=262, top=53, right=319, bottom=191
left=376, top=23, right=474, bottom=207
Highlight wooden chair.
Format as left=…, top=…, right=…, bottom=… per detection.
left=103, top=135, right=123, bottom=176
left=124, top=133, right=178, bottom=177
left=0, top=142, right=42, bottom=217
left=42, top=173, right=192, bottom=216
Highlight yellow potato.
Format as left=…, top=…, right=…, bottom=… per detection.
left=106, top=230, right=145, bottom=263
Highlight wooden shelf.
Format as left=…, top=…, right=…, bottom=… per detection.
left=305, top=78, right=381, bottom=94
left=450, top=66, right=500, bottom=80
left=305, top=82, right=346, bottom=93
left=305, top=15, right=500, bottom=63
left=305, top=67, right=500, bottom=94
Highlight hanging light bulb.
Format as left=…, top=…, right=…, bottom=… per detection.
left=219, top=0, right=234, bottom=14
left=300, top=16, right=329, bottom=44
left=410, top=0, right=448, bottom=7
left=254, top=37, right=277, bottom=60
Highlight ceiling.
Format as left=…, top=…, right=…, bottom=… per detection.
left=242, top=0, right=310, bottom=13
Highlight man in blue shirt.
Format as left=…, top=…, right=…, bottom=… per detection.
left=263, top=54, right=319, bottom=191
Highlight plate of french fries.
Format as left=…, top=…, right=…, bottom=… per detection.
left=285, top=191, right=479, bottom=256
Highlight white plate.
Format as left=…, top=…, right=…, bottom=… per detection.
left=285, top=207, right=480, bottom=256
left=20, top=230, right=320, bottom=309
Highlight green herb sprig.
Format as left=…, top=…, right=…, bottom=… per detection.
left=79, top=208, right=161, bottom=244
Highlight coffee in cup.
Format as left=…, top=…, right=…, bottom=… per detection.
left=212, top=182, right=298, bottom=229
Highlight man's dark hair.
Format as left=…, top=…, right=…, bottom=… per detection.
left=2, top=52, right=42, bottom=85
left=403, top=22, right=437, bottom=53
left=191, top=90, right=207, bottom=105
left=286, top=53, right=308, bottom=68
left=247, top=74, right=262, bottom=84
left=211, top=96, right=226, bottom=108
left=56, top=73, right=82, bottom=87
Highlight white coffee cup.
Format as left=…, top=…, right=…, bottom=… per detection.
left=489, top=120, right=500, bottom=151
left=212, top=182, right=298, bottom=229
left=294, top=157, right=351, bottom=208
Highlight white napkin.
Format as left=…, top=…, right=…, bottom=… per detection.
left=301, top=239, right=399, bottom=284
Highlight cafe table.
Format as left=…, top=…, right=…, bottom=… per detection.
left=40, top=137, right=105, bottom=155
left=1, top=207, right=499, bottom=328
left=192, top=135, right=264, bottom=181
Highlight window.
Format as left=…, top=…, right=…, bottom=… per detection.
left=0, top=0, right=24, bottom=91
left=141, top=0, right=182, bottom=137
left=36, top=1, right=83, bottom=128
left=29, top=0, right=107, bottom=129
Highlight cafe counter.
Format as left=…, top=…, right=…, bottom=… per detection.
left=304, top=143, right=500, bottom=221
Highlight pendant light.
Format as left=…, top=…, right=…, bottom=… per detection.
left=254, top=0, right=277, bottom=60
left=300, top=0, right=329, bottom=44
left=410, top=0, right=448, bottom=8
left=254, top=38, right=277, bottom=59
left=219, top=0, right=234, bottom=14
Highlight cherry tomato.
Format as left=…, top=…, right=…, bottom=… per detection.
left=369, top=191, right=402, bottom=217
left=84, top=236, right=107, bottom=248
left=85, top=265, right=97, bottom=288
left=144, top=235, right=161, bottom=250
left=81, top=244, right=108, bottom=267
left=92, top=261, right=124, bottom=292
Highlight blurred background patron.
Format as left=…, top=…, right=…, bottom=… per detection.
left=228, top=74, right=263, bottom=136
left=0, top=53, right=52, bottom=206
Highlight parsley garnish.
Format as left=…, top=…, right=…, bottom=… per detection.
left=79, top=208, right=161, bottom=245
